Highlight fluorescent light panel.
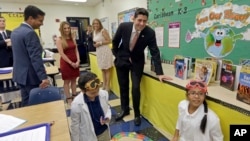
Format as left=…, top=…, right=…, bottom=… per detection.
left=60, top=0, right=87, bottom=2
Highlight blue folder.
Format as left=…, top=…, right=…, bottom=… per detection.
left=0, top=67, right=12, bottom=74
left=0, top=123, right=51, bottom=141
left=0, top=69, right=12, bottom=74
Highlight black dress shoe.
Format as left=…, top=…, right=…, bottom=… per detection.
left=115, top=110, right=130, bottom=121
left=134, top=116, right=141, bottom=126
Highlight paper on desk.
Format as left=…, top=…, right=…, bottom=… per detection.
left=0, top=67, right=13, bottom=74
left=42, top=58, right=54, bottom=61
left=0, top=126, right=46, bottom=141
left=0, top=114, right=26, bottom=133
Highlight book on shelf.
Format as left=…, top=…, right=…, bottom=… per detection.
left=174, top=58, right=187, bottom=80
left=216, top=60, right=223, bottom=81
left=173, top=55, right=192, bottom=80
left=186, top=56, right=196, bottom=74
left=194, top=59, right=214, bottom=85
left=236, top=66, right=250, bottom=105
left=204, top=57, right=219, bottom=82
left=220, top=63, right=241, bottom=91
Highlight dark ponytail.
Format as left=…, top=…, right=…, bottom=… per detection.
left=200, top=100, right=208, bottom=133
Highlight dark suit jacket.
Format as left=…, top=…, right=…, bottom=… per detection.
left=11, top=23, right=47, bottom=85
left=112, top=22, right=163, bottom=75
left=0, top=30, right=12, bottom=67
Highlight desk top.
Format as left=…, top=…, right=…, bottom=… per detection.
left=0, top=100, right=71, bottom=141
left=0, top=66, right=59, bottom=81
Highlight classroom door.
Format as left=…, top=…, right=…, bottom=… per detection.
left=66, top=17, right=90, bottom=65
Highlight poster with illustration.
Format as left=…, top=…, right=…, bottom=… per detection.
left=71, top=27, right=79, bottom=40
left=185, top=2, right=250, bottom=59
left=118, top=8, right=138, bottom=25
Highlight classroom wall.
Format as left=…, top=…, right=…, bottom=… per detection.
left=94, top=0, right=147, bottom=35
left=148, top=0, right=250, bottom=64
left=0, top=0, right=147, bottom=48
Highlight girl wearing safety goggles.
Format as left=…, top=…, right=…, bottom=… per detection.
left=70, top=72, right=111, bottom=141
left=171, top=80, right=223, bottom=141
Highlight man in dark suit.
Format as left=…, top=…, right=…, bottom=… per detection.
left=86, top=25, right=96, bottom=52
left=0, top=16, right=12, bottom=68
left=11, top=5, right=50, bottom=107
left=112, top=8, right=172, bottom=126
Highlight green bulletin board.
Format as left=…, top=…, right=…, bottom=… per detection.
left=147, top=0, right=250, bottom=64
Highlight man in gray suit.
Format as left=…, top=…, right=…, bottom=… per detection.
left=11, top=5, right=50, bottom=107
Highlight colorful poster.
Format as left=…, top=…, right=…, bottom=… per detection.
left=118, top=8, right=138, bottom=25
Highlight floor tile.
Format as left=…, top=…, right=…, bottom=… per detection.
left=138, top=127, right=169, bottom=141
left=110, top=117, right=152, bottom=136
left=109, top=92, right=119, bottom=100
left=109, top=99, right=120, bottom=107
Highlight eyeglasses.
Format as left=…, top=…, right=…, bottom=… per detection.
left=188, top=91, right=206, bottom=97
left=85, top=78, right=103, bottom=91
left=186, top=80, right=207, bottom=93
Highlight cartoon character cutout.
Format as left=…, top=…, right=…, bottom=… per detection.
left=200, top=25, right=243, bottom=58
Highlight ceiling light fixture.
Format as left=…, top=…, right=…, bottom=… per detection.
left=60, top=0, right=87, bottom=3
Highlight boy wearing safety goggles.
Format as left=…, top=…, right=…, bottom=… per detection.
left=70, top=72, right=111, bottom=141
left=171, top=80, right=223, bottom=141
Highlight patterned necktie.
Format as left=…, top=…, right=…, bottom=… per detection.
left=2, top=32, right=7, bottom=39
left=129, top=31, right=139, bottom=51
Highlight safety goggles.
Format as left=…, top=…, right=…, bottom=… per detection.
left=186, top=80, right=207, bottom=93
left=85, top=78, right=103, bottom=91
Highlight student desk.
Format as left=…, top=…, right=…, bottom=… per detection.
left=89, top=52, right=250, bottom=141
left=43, top=58, right=56, bottom=66
left=0, top=100, right=71, bottom=141
left=0, top=66, right=59, bottom=86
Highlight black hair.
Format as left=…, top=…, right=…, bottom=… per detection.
left=78, top=72, right=97, bottom=91
left=24, top=5, right=45, bottom=21
left=134, top=8, right=149, bottom=19
left=200, top=100, right=208, bottom=134
left=186, top=89, right=208, bottom=134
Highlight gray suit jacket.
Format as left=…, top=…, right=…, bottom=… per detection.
left=11, top=23, right=47, bottom=85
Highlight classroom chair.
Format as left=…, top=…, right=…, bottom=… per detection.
left=28, top=86, right=62, bottom=106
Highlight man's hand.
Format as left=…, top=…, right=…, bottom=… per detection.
left=5, top=39, right=11, bottom=47
left=157, top=75, right=173, bottom=82
left=39, top=79, right=50, bottom=88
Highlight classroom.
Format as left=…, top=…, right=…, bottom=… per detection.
left=0, top=0, right=249, bottom=141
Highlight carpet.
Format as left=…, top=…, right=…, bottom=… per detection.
left=111, top=132, right=153, bottom=141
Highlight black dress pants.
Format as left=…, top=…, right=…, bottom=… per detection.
left=116, top=64, right=143, bottom=117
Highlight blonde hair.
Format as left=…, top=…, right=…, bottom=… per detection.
left=92, top=18, right=103, bottom=32
left=59, top=21, right=76, bottom=49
